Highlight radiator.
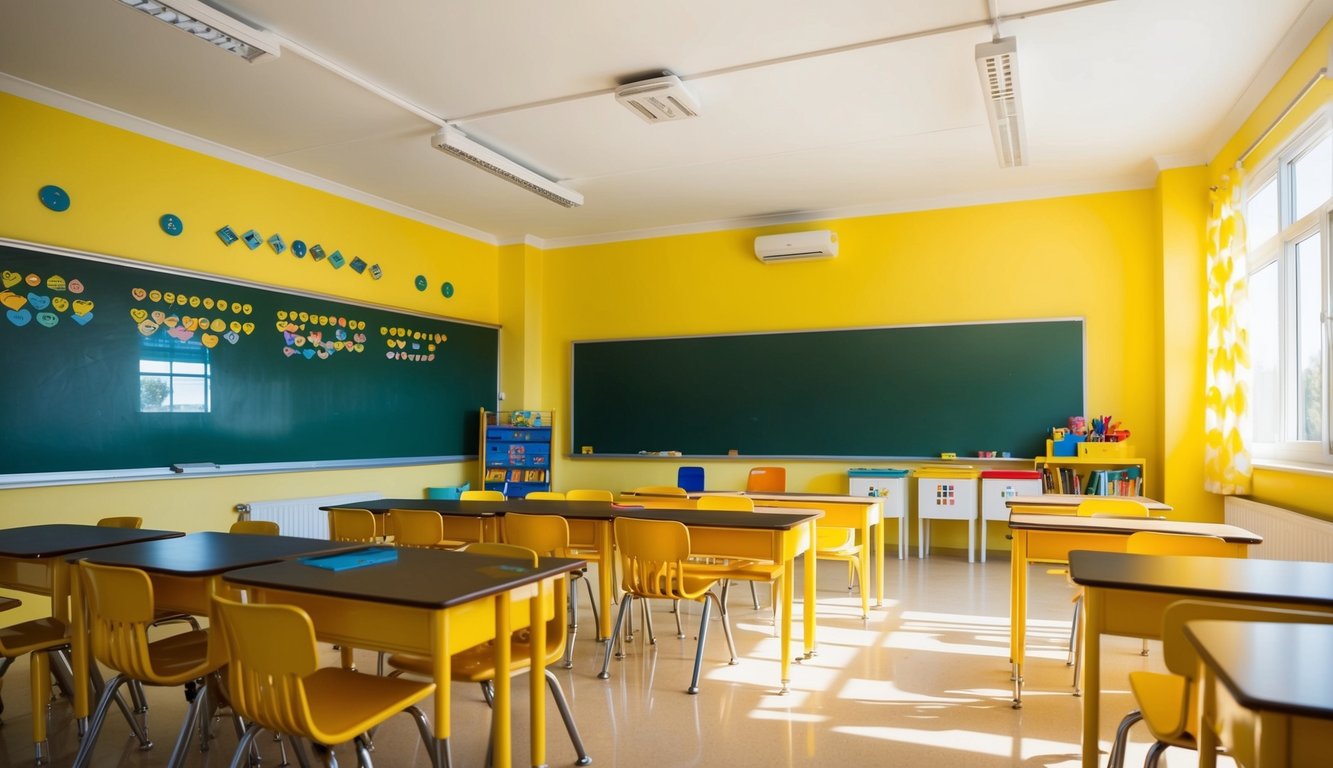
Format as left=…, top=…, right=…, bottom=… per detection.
left=1223, top=497, right=1333, bottom=562
left=235, top=491, right=379, bottom=540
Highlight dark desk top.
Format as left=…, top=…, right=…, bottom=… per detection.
left=323, top=498, right=820, bottom=528
left=0, top=524, right=183, bottom=559
left=224, top=547, right=585, bottom=610
left=1009, top=513, right=1261, bottom=543
left=1186, top=620, right=1333, bottom=719
left=615, top=507, right=821, bottom=529
left=1069, top=551, right=1333, bottom=606
left=68, top=532, right=356, bottom=576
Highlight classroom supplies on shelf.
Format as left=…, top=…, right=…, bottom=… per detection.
left=480, top=409, right=554, bottom=498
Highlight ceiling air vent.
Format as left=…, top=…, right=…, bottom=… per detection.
left=615, top=74, right=700, bottom=123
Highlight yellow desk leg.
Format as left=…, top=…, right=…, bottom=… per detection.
left=493, top=593, right=512, bottom=768
left=874, top=509, right=885, bottom=607
left=1009, top=529, right=1027, bottom=708
left=803, top=521, right=817, bottom=660
left=1196, top=662, right=1220, bottom=768
left=1081, top=586, right=1103, bottom=768
left=780, top=555, right=794, bottom=695
left=529, top=578, right=547, bottom=768
left=858, top=517, right=870, bottom=619
left=596, top=521, right=614, bottom=642
left=430, top=611, right=452, bottom=768
left=70, top=563, right=89, bottom=725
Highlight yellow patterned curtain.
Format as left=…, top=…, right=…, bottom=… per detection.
left=1203, top=174, right=1252, bottom=495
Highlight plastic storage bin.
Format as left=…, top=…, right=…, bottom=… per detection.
left=978, top=469, right=1044, bottom=562
left=848, top=468, right=910, bottom=559
left=914, top=466, right=980, bottom=561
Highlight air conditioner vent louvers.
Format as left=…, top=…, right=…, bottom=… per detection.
left=753, top=230, right=838, bottom=262
left=614, top=74, right=701, bottom=123
left=975, top=37, right=1026, bottom=168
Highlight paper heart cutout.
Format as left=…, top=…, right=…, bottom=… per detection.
left=70, top=312, right=92, bottom=326
left=203, top=298, right=214, bottom=309
left=183, top=316, right=199, bottom=331
left=130, top=308, right=148, bottom=323
left=67, top=279, right=84, bottom=294
left=277, top=310, right=288, bottom=321
left=137, top=319, right=159, bottom=337
left=151, top=310, right=166, bottom=324
left=353, top=333, right=367, bottom=343
left=427, top=353, right=435, bottom=362
left=335, top=328, right=347, bottom=341
left=282, top=347, right=296, bottom=358
left=27, top=293, right=50, bottom=311
left=72, top=299, right=93, bottom=316
left=217, top=300, right=228, bottom=312
left=308, top=331, right=322, bottom=345
left=229, top=321, right=241, bottom=334
left=274, top=320, right=288, bottom=332
left=168, top=325, right=193, bottom=342
left=1, top=271, right=19, bottom=288
left=316, top=348, right=329, bottom=360
left=337, top=317, right=347, bottom=327
left=7, top=308, right=32, bottom=326
left=385, top=351, right=395, bottom=360
left=46, top=275, right=66, bottom=291
left=242, top=322, right=254, bottom=335
left=0, top=291, right=25, bottom=311
left=332, top=341, right=344, bottom=351
left=397, top=339, right=407, bottom=349
left=189, top=296, right=200, bottom=307
left=285, top=323, right=298, bottom=333
left=24, top=274, right=40, bottom=287
left=163, top=315, right=179, bottom=328
left=293, top=336, right=306, bottom=347
left=148, top=290, right=161, bottom=302
left=175, top=294, right=187, bottom=306
left=210, top=318, right=226, bottom=332
left=242, top=303, right=252, bottom=315
left=164, top=292, right=175, bottom=304
left=224, top=330, right=240, bottom=344
left=354, top=343, right=364, bottom=353
left=201, top=333, right=219, bottom=349
left=35, top=311, right=58, bottom=328
left=283, top=332, right=296, bottom=345
left=131, top=287, right=147, bottom=301
left=302, top=349, right=315, bottom=359
left=51, top=296, right=69, bottom=313
left=411, top=342, right=420, bottom=350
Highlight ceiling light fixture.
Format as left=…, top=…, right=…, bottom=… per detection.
left=430, top=126, right=583, bottom=208
left=115, top=0, right=280, bottom=63
left=614, top=74, right=701, bottom=123
left=975, top=36, right=1026, bottom=167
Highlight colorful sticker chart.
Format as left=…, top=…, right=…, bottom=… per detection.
left=380, top=324, right=445, bottom=362
left=276, top=309, right=367, bottom=360
left=2, top=266, right=94, bottom=329
left=128, top=285, right=254, bottom=348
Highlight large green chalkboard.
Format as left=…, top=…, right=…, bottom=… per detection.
left=572, top=320, right=1084, bottom=459
left=0, top=243, right=497, bottom=477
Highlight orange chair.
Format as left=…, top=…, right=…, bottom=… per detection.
left=745, top=467, right=786, bottom=492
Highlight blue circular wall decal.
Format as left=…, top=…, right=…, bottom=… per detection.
left=415, top=275, right=428, bottom=292
left=39, top=185, right=70, bottom=212
left=291, top=240, right=307, bottom=258
left=441, top=281, right=455, bottom=298
left=159, top=213, right=183, bottom=236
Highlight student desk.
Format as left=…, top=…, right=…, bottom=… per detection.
left=1004, top=493, right=1172, bottom=514
left=65, top=532, right=355, bottom=743
left=321, top=497, right=506, bottom=543
left=1005, top=512, right=1257, bottom=708
left=1186, top=620, right=1333, bottom=768
left=0, top=524, right=182, bottom=758
left=225, top=547, right=584, bottom=768
left=1068, top=551, right=1333, bottom=768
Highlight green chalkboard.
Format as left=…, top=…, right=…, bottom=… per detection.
left=572, top=320, right=1084, bottom=459
left=0, top=243, right=497, bottom=476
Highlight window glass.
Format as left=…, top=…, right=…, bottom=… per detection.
left=1292, top=133, right=1331, bottom=222
left=1246, top=176, right=1279, bottom=250
left=1295, top=232, right=1323, bottom=441
left=1249, top=260, right=1280, bottom=443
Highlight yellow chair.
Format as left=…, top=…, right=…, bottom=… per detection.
left=72, top=561, right=218, bottom=768
left=386, top=542, right=591, bottom=766
left=388, top=508, right=465, bottom=549
left=525, top=490, right=566, bottom=500
left=214, top=595, right=436, bottom=768
left=0, top=600, right=71, bottom=763
left=745, top=466, right=786, bottom=493
left=327, top=507, right=378, bottom=542
left=96, top=516, right=143, bottom=529
left=599, top=516, right=737, bottom=694
left=566, top=489, right=613, bottom=502
left=502, top=513, right=598, bottom=668
left=696, top=495, right=783, bottom=613
left=1078, top=497, right=1151, bottom=517
left=228, top=520, right=280, bottom=536
left=1108, top=599, right=1333, bottom=768
left=461, top=489, right=505, bottom=501
left=814, top=524, right=866, bottom=617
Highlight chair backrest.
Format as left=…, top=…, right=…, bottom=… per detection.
left=327, top=507, right=377, bottom=542
left=213, top=595, right=323, bottom=738
left=97, top=516, right=143, bottom=529
left=696, top=494, right=754, bottom=512
left=630, top=485, right=687, bottom=497
left=566, top=489, right=613, bottom=502
left=460, top=541, right=540, bottom=565
left=425, top=482, right=470, bottom=500
left=745, top=467, right=786, bottom=492
left=389, top=508, right=445, bottom=548
left=79, top=560, right=210, bottom=683
left=503, top=513, right=571, bottom=557
left=614, top=517, right=708, bottom=601
left=1159, top=599, right=1333, bottom=678
left=676, top=466, right=705, bottom=493
left=460, top=490, right=505, bottom=501
left=1125, top=531, right=1234, bottom=557
left=525, top=491, right=566, bottom=500
left=1076, top=497, right=1149, bottom=517
left=229, top=520, right=280, bottom=536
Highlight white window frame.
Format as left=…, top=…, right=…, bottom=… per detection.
left=1247, top=108, right=1333, bottom=466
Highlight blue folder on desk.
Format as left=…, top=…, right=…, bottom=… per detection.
left=300, top=546, right=398, bottom=572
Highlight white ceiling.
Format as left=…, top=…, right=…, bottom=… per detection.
left=1, top=0, right=1329, bottom=246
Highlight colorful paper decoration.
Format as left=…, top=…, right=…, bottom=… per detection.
left=38, top=185, right=70, bottom=212
left=241, top=230, right=263, bottom=250
left=414, top=275, right=427, bottom=291
left=216, top=226, right=238, bottom=245
left=159, top=214, right=183, bottom=236
left=268, top=233, right=286, bottom=254
left=441, top=282, right=455, bottom=298
left=292, top=240, right=307, bottom=258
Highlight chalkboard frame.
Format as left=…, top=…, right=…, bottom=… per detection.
left=0, top=238, right=499, bottom=488
left=570, top=318, right=1086, bottom=460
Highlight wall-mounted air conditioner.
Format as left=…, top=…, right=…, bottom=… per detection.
left=754, top=230, right=838, bottom=263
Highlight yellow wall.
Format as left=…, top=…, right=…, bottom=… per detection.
left=541, top=191, right=1163, bottom=551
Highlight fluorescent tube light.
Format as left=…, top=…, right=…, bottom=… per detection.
left=430, top=126, right=583, bottom=208
left=975, top=36, right=1026, bottom=167
left=116, top=0, right=281, bottom=63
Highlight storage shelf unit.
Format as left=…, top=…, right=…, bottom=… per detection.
left=1032, top=454, right=1146, bottom=496
left=479, top=409, right=552, bottom=498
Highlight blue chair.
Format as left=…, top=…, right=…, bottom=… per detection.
left=676, top=466, right=705, bottom=493
left=425, top=482, right=470, bottom=500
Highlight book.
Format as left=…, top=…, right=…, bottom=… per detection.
left=300, top=546, right=398, bottom=572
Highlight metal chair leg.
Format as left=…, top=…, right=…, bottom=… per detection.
left=1144, top=740, right=1169, bottom=768
left=600, top=595, right=634, bottom=677
left=1108, top=709, right=1142, bottom=768
left=544, top=670, right=592, bottom=765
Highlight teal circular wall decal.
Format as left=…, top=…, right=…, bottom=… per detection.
left=441, top=281, right=455, bottom=298
left=159, top=213, right=183, bottom=236
left=39, top=185, right=70, bottom=212
left=415, top=275, right=428, bottom=291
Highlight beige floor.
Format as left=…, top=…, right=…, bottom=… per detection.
left=0, top=549, right=1235, bottom=767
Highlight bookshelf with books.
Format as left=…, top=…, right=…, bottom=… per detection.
left=1032, top=441, right=1145, bottom=497
left=479, top=409, right=553, bottom=498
